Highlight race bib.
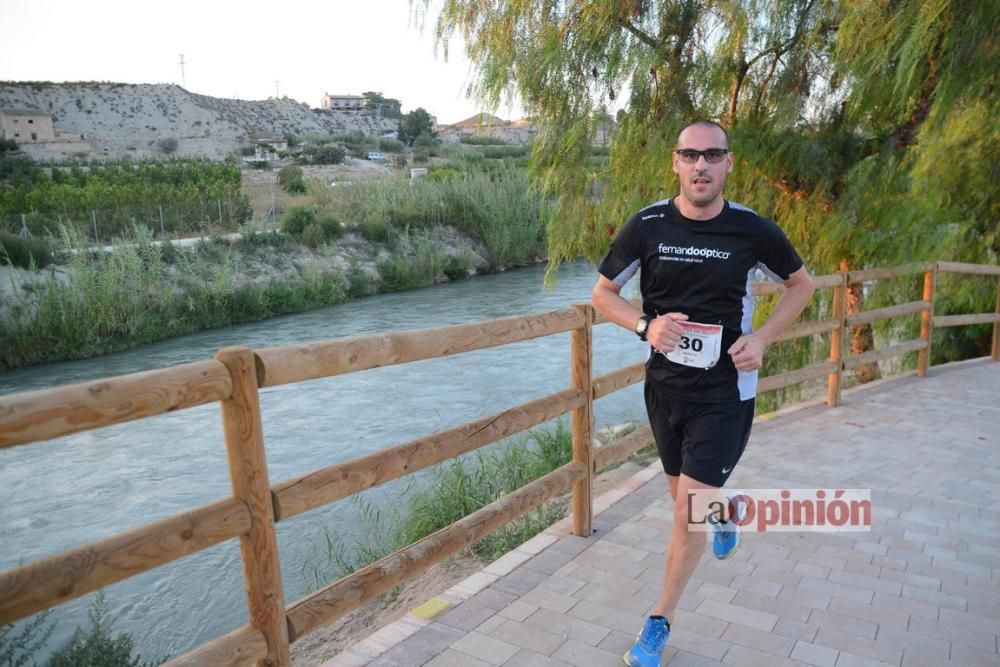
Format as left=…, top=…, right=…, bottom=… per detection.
left=660, top=321, right=723, bottom=369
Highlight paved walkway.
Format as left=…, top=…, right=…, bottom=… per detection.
left=326, top=359, right=1000, bottom=667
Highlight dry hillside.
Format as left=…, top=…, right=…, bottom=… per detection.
left=438, top=112, right=536, bottom=145
left=0, top=82, right=397, bottom=160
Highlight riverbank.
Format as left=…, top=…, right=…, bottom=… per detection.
left=0, top=222, right=545, bottom=371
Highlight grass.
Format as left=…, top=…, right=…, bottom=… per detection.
left=0, top=225, right=349, bottom=371
left=0, top=230, right=53, bottom=269
left=317, top=166, right=545, bottom=269
left=0, top=219, right=485, bottom=370
left=301, top=420, right=575, bottom=590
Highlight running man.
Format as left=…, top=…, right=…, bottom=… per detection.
left=591, top=120, right=815, bottom=666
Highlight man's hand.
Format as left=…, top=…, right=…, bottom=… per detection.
left=647, top=313, right=689, bottom=352
left=728, top=334, right=767, bottom=370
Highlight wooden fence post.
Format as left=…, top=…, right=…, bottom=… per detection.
left=216, top=347, right=290, bottom=667
left=993, top=275, right=1000, bottom=361
left=917, top=267, right=936, bottom=376
left=827, top=265, right=848, bottom=406
left=570, top=304, right=593, bottom=537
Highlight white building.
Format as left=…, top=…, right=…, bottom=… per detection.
left=320, top=94, right=366, bottom=110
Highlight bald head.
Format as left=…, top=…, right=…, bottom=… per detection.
left=677, top=120, right=729, bottom=150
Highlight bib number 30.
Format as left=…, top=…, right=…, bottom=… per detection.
left=660, top=322, right=723, bottom=369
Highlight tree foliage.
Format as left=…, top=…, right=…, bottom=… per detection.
left=398, top=108, right=438, bottom=146
left=423, top=0, right=999, bottom=276
left=362, top=91, right=404, bottom=119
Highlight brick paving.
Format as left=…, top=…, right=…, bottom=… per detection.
left=322, top=360, right=1000, bottom=667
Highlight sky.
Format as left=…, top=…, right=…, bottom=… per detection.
left=0, top=0, right=522, bottom=124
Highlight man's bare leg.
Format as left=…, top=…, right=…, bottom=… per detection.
left=652, top=473, right=715, bottom=622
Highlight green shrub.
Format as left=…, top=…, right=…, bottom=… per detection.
left=300, top=223, right=326, bottom=248
left=426, top=167, right=461, bottom=182
left=413, top=150, right=430, bottom=164
left=378, top=138, right=404, bottom=153
left=284, top=178, right=307, bottom=194
left=0, top=610, right=54, bottom=667
left=357, top=212, right=394, bottom=243
left=392, top=154, right=408, bottom=169
left=317, top=213, right=343, bottom=239
left=455, top=151, right=486, bottom=166
left=300, top=214, right=342, bottom=247
left=413, top=133, right=438, bottom=153
left=346, top=264, right=374, bottom=298
left=47, top=595, right=156, bottom=667
left=482, top=145, right=529, bottom=159
left=299, top=145, right=345, bottom=165
left=459, top=135, right=509, bottom=145
left=280, top=206, right=316, bottom=236
left=443, top=255, right=470, bottom=281
left=0, top=231, right=52, bottom=269
left=156, top=137, right=179, bottom=154
left=277, top=164, right=303, bottom=188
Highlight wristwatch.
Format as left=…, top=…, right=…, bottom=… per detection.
left=634, top=314, right=653, bottom=341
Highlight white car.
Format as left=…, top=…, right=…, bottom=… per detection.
left=366, top=151, right=387, bottom=161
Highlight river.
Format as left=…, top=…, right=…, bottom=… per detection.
left=0, top=260, right=649, bottom=661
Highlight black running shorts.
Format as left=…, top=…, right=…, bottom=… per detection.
left=644, top=381, right=755, bottom=488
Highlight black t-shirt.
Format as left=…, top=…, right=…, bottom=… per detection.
left=598, top=198, right=803, bottom=403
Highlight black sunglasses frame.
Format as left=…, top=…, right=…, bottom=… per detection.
left=674, top=148, right=730, bottom=164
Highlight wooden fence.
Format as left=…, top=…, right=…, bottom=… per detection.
left=1, top=260, right=998, bottom=666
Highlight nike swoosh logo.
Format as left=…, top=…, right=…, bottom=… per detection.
left=721, top=467, right=732, bottom=474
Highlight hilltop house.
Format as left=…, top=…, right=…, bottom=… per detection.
left=320, top=94, right=366, bottom=110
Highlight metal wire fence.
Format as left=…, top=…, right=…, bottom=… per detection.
left=0, top=198, right=252, bottom=245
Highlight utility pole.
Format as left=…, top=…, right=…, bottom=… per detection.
left=274, top=80, right=280, bottom=99
left=178, top=54, right=186, bottom=88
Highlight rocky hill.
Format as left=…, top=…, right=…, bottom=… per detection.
left=438, top=112, right=536, bottom=145
left=0, top=82, right=397, bottom=161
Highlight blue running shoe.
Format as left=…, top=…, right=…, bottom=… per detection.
left=712, top=518, right=741, bottom=559
left=623, top=615, right=670, bottom=666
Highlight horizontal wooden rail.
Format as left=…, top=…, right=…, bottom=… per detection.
left=845, top=300, right=930, bottom=327
left=284, top=462, right=585, bottom=642
left=271, top=387, right=586, bottom=521
left=163, top=625, right=269, bottom=667
left=848, top=263, right=934, bottom=283
left=254, top=307, right=586, bottom=387
left=593, top=425, right=655, bottom=473
left=0, top=360, right=232, bottom=450
left=593, top=363, right=645, bottom=399
left=811, top=273, right=849, bottom=289
left=772, top=318, right=841, bottom=343
left=759, top=361, right=839, bottom=393
left=937, top=261, right=1000, bottom=275
left=843, top=339, right=927, bottom=370
left=752, top=272, right=843, bottom=296
left=593, top=298, right=641, bottom=325
left=0, top=498, right=250, bottom=625
left=934, top=313, right=1000, bottom=327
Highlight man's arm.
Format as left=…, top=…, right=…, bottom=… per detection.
left=592, top=276, right=688, bottom=352
left=728, top=266, right=815, bottom=370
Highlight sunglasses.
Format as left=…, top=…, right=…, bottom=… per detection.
left=674, top=148, right=729, bottom=164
